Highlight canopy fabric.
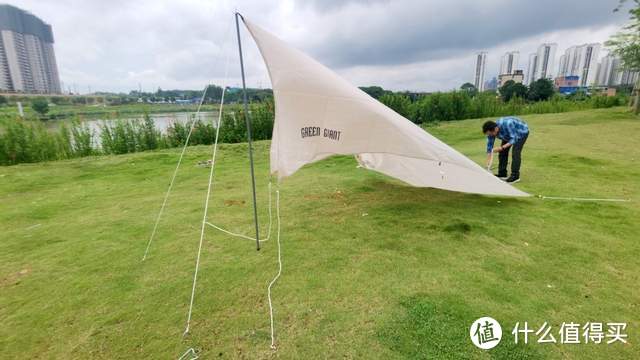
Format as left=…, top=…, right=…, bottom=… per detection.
left=242, top=17, right=529, bottom=197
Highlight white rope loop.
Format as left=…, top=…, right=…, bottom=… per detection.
left=201, top=181, right=283, bottom=349
left=205, top=182, right=273, bottom=242
left=178, top=347, right=198, bottom=360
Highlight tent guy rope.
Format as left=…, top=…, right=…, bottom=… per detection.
left=267, top=188, right=283, bottom=349
left=537, top=195, right=630, bottom=202
left=141, top=20, right=234, bottom=262
left=141, top=81, right=209, bottom=262
left=182, top=15, right=284, bottom=350
left=205, top=182, right=273, bottom=242
left=183, top=48, right=231, bottom=336
left=485, top=151, right=628, bottom=203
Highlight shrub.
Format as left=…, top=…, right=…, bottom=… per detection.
left=0, top=117, right=69, bottom=164
left=528, top=78, right=555, bottom=102
left=31, top=97, right=49, bottom=117
left=70, top=120, right=95, bottom=156
left=380, top=93, right=412, bottom=118
left=499, top=80, right=528, bottom=102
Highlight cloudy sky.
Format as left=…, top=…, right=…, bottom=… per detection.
left=9, top=0, right=630, bottom=93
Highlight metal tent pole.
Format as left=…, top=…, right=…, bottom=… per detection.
left=235, top=12, right=261, bottom=251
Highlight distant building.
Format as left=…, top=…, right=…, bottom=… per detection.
left=596, top=54, right=622, bottom=86
left=0, top=5, right=61, bottom=93
left=534, top=43, right=557, bottom=80
left=484, top=76, right=498, bottom=91
left=554, top=75, right=580, bottom=95
left=474, top=52, right=487, bottom=91
left=525, top=53, right=537, bottom=85
left=576, top=44, right=600, bottom=86
left=559, top=43, right=601, bottom=86
left=595, top=53, right=639, bottom=87
left=559, top=46, right=577, bottom=77
left=620, top=68, right=639, bottom=86
left=557, top=54, right=567, bottom=78
left=594, top=63, right=602, bottom=85
left=499, top=51, right=519, bottom=75
left=498, top=70, right=524, bottom=87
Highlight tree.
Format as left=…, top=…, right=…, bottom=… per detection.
left=0, top=95, right=7, bottom=106
left=31, top=97, right=49, bottom=117
left=379, top=93, right=412, bottom=118
left=499, top=80, right=527, bottom=102
left=359, top=86, right=389, bottom=99
left=606, top=0, right=640, bottom=113
left=528, top=78, right=555, bottom=101
left=460, top=82, right=478, bottom=96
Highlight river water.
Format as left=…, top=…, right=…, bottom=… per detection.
left=45, top=111, right=221, bottom=146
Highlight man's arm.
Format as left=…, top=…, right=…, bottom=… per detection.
left=486, top=136, right=495, bottom=167
left=486, top=136, right=495, bottom=154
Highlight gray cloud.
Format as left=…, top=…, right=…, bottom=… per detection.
left=293, top=0, right=626, bottom=67
left=7, top=0, right=630, bottom=93
left=298, top=0, right=392, bottom=13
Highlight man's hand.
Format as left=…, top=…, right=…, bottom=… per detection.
left=492, top=146, right=502, bottom=153
left=486, top=153, right=493, bottom=170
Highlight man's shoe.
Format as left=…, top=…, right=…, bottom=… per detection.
left=506, top=175, right=520, bottom=183
left=495, top=173, right=508, bottom=180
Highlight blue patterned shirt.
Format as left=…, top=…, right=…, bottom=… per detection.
left=486, top=116, right=530, bottom=153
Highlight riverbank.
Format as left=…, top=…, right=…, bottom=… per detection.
left=0, top=102, right=221, bottom=120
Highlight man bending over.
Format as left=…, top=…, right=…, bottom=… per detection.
left=482, top=116, right=530, bottom=183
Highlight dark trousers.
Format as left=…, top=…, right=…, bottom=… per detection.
left=498, top=133, right=528, bottom=178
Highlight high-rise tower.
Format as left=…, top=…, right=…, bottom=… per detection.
left=0, top=5, right=61, bottom=93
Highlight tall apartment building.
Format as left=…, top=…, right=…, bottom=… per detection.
left=499, top=51, right=519, bottom=75
left=559, top=43, right=601, bottom=86
left=557, top=54, right=567, bottom=77
left=0, top=5, right=61, bottom=93
left=620, top=69, right=639, bottom=86
left=474, top=52, right=487, bottom=91
left=525, top=43, right=556, bottom=84
left=596, top=54, right=622, bottom=86
left=525, top=53, right=537, bottom=85
left=535, top=43, right=557, bottom=80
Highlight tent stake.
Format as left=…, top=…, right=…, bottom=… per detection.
left=236, top=12, right=261, bottom=251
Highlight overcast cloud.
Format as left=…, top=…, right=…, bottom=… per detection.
left=8, top=0, right=629, bottom=93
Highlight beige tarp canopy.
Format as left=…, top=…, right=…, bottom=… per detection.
left=243, top=18, right=529, bottom=197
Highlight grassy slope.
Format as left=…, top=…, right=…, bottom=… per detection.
left=0, top=107, right=638, bottom=359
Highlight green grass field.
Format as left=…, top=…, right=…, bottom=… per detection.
left=1, top=107, right=638, bottom=359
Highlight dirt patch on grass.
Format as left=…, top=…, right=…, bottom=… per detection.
left=1, top=267, right=31, bottom=287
